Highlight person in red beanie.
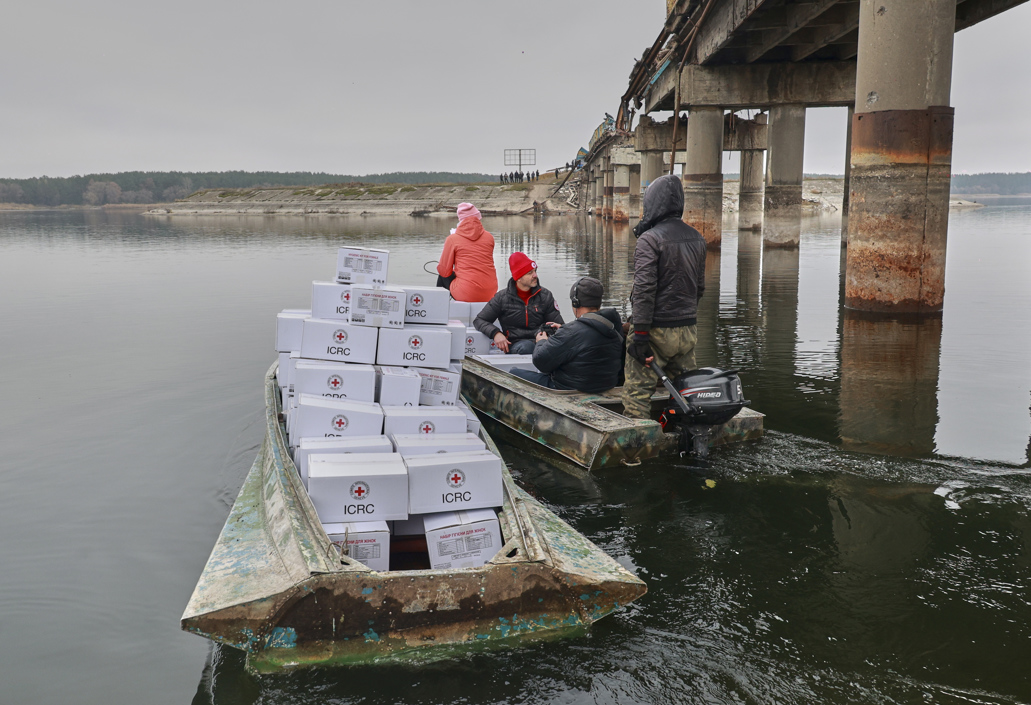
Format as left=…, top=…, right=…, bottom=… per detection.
left=436, top=202, right=498, bottom=302
left=472, top=252, right=563, bottom=354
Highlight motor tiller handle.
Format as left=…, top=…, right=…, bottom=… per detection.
left=649, top=359, right=695, bottom=418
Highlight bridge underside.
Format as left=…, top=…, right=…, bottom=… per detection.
left=640, top=0, right=1027, bottom=111
left=594, top=0, right=1028, bottom=313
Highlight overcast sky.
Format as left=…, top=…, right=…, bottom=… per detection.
left=2, top=0, right=1028, bottom=179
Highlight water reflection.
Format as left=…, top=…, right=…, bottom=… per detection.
left=839, top=311, right=942, bottom=456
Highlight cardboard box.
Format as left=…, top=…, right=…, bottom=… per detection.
left=464, top=328, right=492, bottom=355
left=390, top=432, right=486, bottom=457
left=468, top=301, right=491, bottom=325
left=376, top=326, right=451, bottom=369
left=300, top=318, right=379, bottom=364
left=382, top=406, right=468, bottom=437
left=293, top=394, right=384, bottom=439
left=277, top=352, right=292, bottom=390
left=445, top=320, right=466, bottom=360
left=448, top=361, right=463, bottom=375
left=424, top=509, right=503, bottom=570
left=311, top=281, right=352, bottom=321
left=293, top=435, right=393, bottom=488
left=350, top=285, right=405, bottom=329
left=375, top=366, right=421, bottom=407
left=479, top=354, right=538, bottom=373
left=466, top=416, right=482, bottom=436
left=293, top=361, right=376, bottom=402
left=413, top=367, right=461, bottom=406
left=448, top=300, right=471, bottom=326
left=405, top=450, right=504, bottom=514
left=322, top=521, right=390, bottom=571
left=402, top=286, right=451, bottom=325
left=308, top=453, right=408, bottom=522
left=464, top=329, right=506, bottom=355
left=276, top=310, right=309, bottom=353
left=336, top=247, right=389, bottom=285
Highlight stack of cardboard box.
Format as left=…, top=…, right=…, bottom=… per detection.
left=273, top=247, right=503, bottom=572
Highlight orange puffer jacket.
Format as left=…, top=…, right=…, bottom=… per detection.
left=436, top=218, right=498, bottom=302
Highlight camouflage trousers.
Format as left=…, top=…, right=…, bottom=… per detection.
left=621, top=325, right=698, bottom=419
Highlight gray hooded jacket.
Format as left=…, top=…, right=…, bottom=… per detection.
left=630, top=174, right=706, bottom=331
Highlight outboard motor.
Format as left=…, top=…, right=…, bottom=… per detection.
left=656, top=366, right=749, bottom=457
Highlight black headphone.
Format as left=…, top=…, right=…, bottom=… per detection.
left=571, top=277, right=586, bottom=308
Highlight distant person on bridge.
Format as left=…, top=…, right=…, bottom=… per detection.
left=435, top=202, right=498, bottom=303
left=473, top=252, right=564, bottom=355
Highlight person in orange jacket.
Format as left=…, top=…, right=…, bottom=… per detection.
left=436, top=202, right=498, bottom=302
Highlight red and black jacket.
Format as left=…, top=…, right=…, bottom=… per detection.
left=473, top=278, right=564, bottom=343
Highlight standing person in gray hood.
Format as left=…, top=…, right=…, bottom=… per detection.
left=622, top=173, right=707, bottom=419
left=510, top=277, right=624, bottom=392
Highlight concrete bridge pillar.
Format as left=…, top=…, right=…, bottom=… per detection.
left=593, top=168, right=604, bottom=215
left=586, top=170, right=596, bottom=212
left=682, top=107, right=724, bottom=249
left=842, top=104, right=854, bottom=221
left=640, top=151, right=665, bottom=193
left=613, top=163, right=631, bottom=222
left=739, top=150, right=764, bottom=231
left=603, top=158, right=614, bottom=220
left=845, top=0, right=955, bottom=313
left=630, top=165, right=642, bottom=218
left=763, top=104, right=806, bottom=248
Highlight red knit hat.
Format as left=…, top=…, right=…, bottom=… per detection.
left=509, top=252, right=536, bottom=280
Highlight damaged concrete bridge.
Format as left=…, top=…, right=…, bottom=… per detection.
left=580, top=0, right=1026, bottom=313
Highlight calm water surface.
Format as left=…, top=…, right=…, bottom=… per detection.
left=1, top=207, right=1029, bottom=704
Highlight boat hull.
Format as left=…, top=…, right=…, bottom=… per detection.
left=461, top=356, right=764, bottom=470
left=181, top=365, right=646, bottom=671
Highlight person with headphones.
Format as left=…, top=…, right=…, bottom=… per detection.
left=509, top=277, right=624, bottom=393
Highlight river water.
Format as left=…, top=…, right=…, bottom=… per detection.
left=2, top=206, right=1029, bottom=704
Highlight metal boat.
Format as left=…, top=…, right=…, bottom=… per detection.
left=460, top=356, right=764, bottom=471
left=181, top=364, right=647, bottom=672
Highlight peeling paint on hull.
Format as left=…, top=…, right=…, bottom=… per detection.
left=180, top=364, right=647, bottom=671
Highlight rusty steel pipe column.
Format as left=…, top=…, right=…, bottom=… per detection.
left=613, top=164, right=631, bottom=223
left=739, top=150, right=764, bottom=231
left=763, top=105, right=806, bottom=249
left=682, top=107, right=724, bottom=249
left=845, top=0, right=956, bottom=313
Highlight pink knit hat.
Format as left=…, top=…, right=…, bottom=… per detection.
left=457, top=202, right=481, bottom=221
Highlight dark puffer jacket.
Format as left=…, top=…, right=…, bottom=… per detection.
left=531, top=308, right=624, bottom=393
left=473, top=278, right=564, bottom=343
left=631, top=174, right=707, bottom=331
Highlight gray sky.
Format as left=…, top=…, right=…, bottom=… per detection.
left=2, top=0, right=1028, bottom=179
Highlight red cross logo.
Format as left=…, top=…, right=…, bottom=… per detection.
left=328, top=375, right=342, bottom=389
left=446, top=468, right=465, bottom=488
left=411, top=295, right=423, bottom=307
left=409, top=335, right=423, bottom=349
left=466, top=336, right=474, bottom=346
left=420, top=421, right=435, bottom=434
left=334, top=329, right=348, bottom=343
left=332, top=415, right=348, bottom=430
left=342, top=291, right=351, bottom=303
left=349, top=481, right=370, bottom=500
